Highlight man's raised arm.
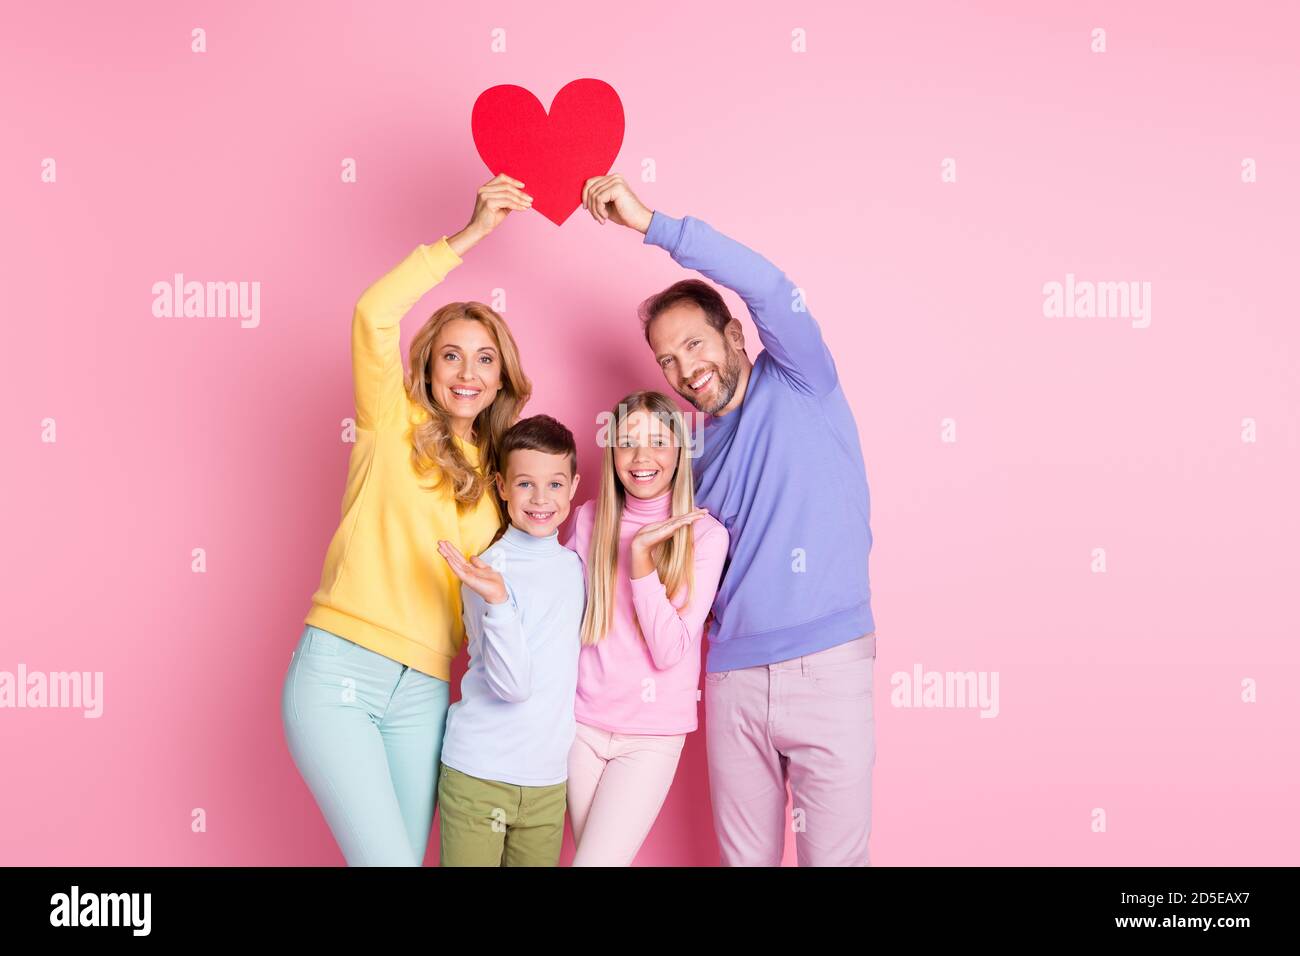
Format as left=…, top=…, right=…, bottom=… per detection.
left=582, top=173, right=839, bottom=397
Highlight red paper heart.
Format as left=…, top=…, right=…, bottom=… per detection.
left=471, top=79, right=625, bottom=226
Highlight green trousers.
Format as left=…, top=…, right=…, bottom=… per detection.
left=437, top=762, right=567, bottom=866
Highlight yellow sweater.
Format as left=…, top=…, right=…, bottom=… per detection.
left=304, top=238, right=504, bottom=681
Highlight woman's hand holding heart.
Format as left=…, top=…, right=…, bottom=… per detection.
left=447, top=174, right=534, bottom=257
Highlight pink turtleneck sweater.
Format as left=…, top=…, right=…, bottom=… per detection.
left=562, top=489, right=729, bottom=735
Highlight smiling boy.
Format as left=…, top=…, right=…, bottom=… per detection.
left=435, top=414, right=585, bottom=866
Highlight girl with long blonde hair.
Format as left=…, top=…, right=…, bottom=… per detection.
left=561, top=390, right=729, bottom=865
left=281, top=174, right=533, bottom=865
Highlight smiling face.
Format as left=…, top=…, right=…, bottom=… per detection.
left=496, top=447, right=580, bottom=537
left=647, top=302, right=749, bottom=417
left=430, top=317, right=503, bottom=439
left=612, top=409, right=679, bottom=500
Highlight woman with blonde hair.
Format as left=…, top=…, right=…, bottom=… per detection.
left=281, top=174, right=533, bottom=866
left=562, top=390, right=728, bottom=865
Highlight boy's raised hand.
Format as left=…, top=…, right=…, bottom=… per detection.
left=582, top=173, right=653, bottom=233
left=438, top=539, right=509, bottom=605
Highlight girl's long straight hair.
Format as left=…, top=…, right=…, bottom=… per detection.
left=579, top=391, right=697, bottom=646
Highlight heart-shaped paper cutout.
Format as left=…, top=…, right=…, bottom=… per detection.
left=471, top=79, right=625, bottom=226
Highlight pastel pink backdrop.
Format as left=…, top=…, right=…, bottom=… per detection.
left=2, top=0, right=1297, bottom=865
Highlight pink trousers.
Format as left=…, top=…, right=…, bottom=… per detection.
left=566, top=720, right=687, bottom=866
left=704, top=632, right=877, bottom=866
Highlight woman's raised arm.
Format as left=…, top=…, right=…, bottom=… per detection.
left=349, top=174, right=532, bottom=430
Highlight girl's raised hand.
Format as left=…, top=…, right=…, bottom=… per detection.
left=438, top=539, right=509, bottom=605
left=630, top=508, right=709, bottom=557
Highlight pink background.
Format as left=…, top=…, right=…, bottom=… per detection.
left=3, top=0, right=1297, bottom=865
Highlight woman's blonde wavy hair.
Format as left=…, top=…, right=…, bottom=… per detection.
left=404, top=301, right=531, bottom=510
left=579, top=390, right=698, bottom=646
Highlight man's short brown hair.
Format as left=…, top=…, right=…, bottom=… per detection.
left=637, top=279, right=735, bottom=345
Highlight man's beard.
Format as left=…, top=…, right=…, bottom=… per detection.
left=681, top=349, right=742, bottom=415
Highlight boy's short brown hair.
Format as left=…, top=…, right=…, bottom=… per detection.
left=499, top=414, right=577, bottom=477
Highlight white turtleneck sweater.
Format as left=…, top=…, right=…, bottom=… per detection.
left=440, top=523, right=585, bottom=787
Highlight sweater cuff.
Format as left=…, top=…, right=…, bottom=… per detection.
left=643, top=210, right=685, bottom=254
left=420, top=236, right=463, bottom=282
left=629, top=568, right=665, bottom=599
left=483, top=580, right=517, bottom=620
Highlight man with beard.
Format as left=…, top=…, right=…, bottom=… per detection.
left=580, top=174, right=878, bottom=867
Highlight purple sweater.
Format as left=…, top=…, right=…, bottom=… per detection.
left=643, top=211, right=876, bottom=672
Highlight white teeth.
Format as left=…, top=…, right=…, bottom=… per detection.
left=451, top=387, right=480, bottom=397
left=690, top=371, right=713, bottom=390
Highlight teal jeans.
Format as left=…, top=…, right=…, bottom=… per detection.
left=281, top=624, right=450, bottom=866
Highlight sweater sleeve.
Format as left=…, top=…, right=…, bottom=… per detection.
left=351, top=238, right=463, bottom=430
left=643, top=211, right=838, bottom=397
left=463, top=581, right=532, bottom=703
left=628, top=518, right=729, bottom=670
